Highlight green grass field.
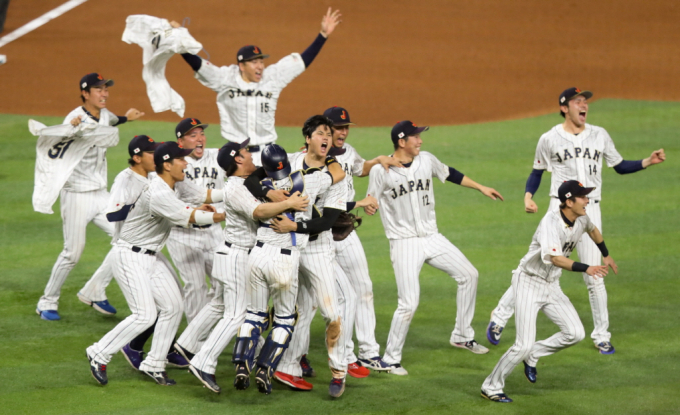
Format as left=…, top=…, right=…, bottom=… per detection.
left=1, top=99, right=679, bottom=414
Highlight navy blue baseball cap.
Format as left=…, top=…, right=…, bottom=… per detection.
left=323, top=106, right=356, bottom=126
left=237, top=45, right=269, bottom=62
left=559, top=87, right=593, bottom=106
left=558, top=180, right=594, bottom=203
left=80, top=73, right=114, bottom=90
left=175, top=117, right=209, bottom=138
left=128, top=135, right=160, bottom=157
left=217, top=138, right=250, bottom=172
left=391, top=120, right=429, bottom=145
left=154, top=141, right=194, bottom=167
left=261, top=144, right=291, bottom=180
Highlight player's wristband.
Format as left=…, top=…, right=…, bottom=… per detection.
left=210, top=189, right=225, bottom=203
left=571, top=262, right=589, bottom=273
left=325, top=156, right=338, bottom=166
left=193, top=210, right=215, bottom=225
left=596, top=241, right=609, bottom=257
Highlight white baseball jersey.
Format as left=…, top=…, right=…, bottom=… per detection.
left=181, top=148, right=225, bottom=201
left=516, top=208, right=595, bottom=282
left=63, top=107, right=121, bottom=192
left=288, top=152, right=347, bottom=213
left=195, top=54, right=305, bottom=144
left=222, top=176, right=261, bottom=248
left=534, top=124, right=623, bottom=201
left=334, top=143, right=365, bottom=201
left=122, top=14, right=203, bottom=117
left=29, top=120, right=119, bottom=214
left=117, top=176, right=207, bottom=252
left=367, top=151, right=450, bottom=239
left=255, top=170, right=333, bottom=249
left=106, top=168, right=150, bottom=243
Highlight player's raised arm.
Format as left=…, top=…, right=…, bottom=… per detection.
left=325, top=156, right=346, bottom=183
left=361, top=155, right=403, bottom=175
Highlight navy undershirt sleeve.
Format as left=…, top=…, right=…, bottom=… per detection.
left=446, top=167, right=464, bottom=185
left=244, top=167, right=270, bottom=199
left=613, top=159, right=644, bottom=174
left=112, top=116, right=127, bottom=126
left=525, top=169, right=544, bottom=195
left=346, top=201, right=356, bottom=211
left=300, top=33, right=327, bottom=68
left=181, top=53, right=203, bottom=71
left=295, top=208, right=343, bottom=234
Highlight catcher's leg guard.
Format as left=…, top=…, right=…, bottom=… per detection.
left=255, top=312, right=297, bottom=374
left=232, top=310, right=269, bottom=372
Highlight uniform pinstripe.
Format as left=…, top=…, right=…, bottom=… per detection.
left=492, top=123, right=620, bottom=344
left=482, top=209, right=593, bottom=395
left=167, top=148, right=224, bottom=322
left=367, top=151, right=480, bottom=366
left=37, top=107, right=119, bottom=311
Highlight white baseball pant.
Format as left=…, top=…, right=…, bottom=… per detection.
left=39, top=189, right=114, bottom=311
left=190, top=242, right=250, bottom=374
left=166, top=225, right=222, bottom=322
left=482, top=271, right=585, bottom=394
left=491, top=200, right=609, bottom=344
left=383, top=233, right=479, bottom=365
left=79, top=249, right=115, bottom=302
left=87, top=247, right=184, bottom=371
left=335, top=230, right=381, bottom=360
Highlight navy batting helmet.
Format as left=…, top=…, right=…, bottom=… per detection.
left=261, top=144, right=291, bottom=180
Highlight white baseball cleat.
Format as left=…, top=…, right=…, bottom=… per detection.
left=451, top=340, right=489, bottom=354
left=387, top=364, right=408, bottom=376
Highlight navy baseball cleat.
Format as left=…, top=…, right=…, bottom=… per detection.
left=481, top=389, right=513, bottom=403
left=234, top=363, right=251, bottom=390
left=523, top=362, right=537, bottom=383
left=300, top=354, right=316, bottom=377
left=173, top=342, right=195, bottom=361
left=87, top=353, right=108, bottom=385
left=36, top=308, right=60, bottom=321
left=329, top=377, right=345, bottom=398
left=255, top=367, right=273, bottom=394
left=189, top=365, right=221, bottom=393
left=121, top=343, right=144, bottom=370
left=358, top=356, right=391, bottom=371
left=77, top=292, right=117, bottom=315
left=486, top=320, right=504, bottom=346
left=166, top=350, right=189, bottom=368
left=596, top=341, right=615, bottom=355
left=142, top=370, right=176, bottom=386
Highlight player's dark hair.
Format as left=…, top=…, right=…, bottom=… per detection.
left=80, top=86, right=91, bottom=103
left=155, top=162, right=166, bottom=175
left=393, top=135, right=408, bottom=150
left=128, top=157, right=136, bottom=167
left=226, top=163, right=238, bottom=177
left=302, top=115, right=334, bottom=149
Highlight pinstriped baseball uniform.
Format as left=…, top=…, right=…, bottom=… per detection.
left=244, top=169, right=345, bottom=373
left=367, top=151, right=480, bottom=365
left=482, top=209, right=594, bottom=395
left=492, top=123, right=622, bottom=344
left=275, top=153, right=353, bottom=377
left=167, top=148, right=225, bottom=323
left=183, top=176, right=262, bottom=375
left=334, top=142, right=381, bottom=360
left=37, top=107, right=121, bottom=312
left=87, top=176, right=207, bottom=372
left=194, top=54, right=305, bottom=165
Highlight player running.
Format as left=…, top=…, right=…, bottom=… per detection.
left=487, top=88, right=666, bottom=354
left=172, top=8, right=341, bottom=165
left=366, top=120, right=503, bottom=375
left=36, top=73, right=144, bottom=321
left=481, top=181, right=618, bottom=403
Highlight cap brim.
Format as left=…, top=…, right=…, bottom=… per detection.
left=93, top=79, right=114, bottom=88
left=413, top=126, right=430, bottom=134
left=184, top=123, right=209, bottom=135
left=242, top=54, right=269, bottom=61
left=332, top=122, right=356, bottom=127
left=146, top=142, right=161, bottom=151
left=239, top=138, right=250, bottom=149
left=176, top=148, right=195, bottom=158
left=578, top=187, right=595, bottom=197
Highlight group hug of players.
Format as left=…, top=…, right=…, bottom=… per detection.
left=32, top=10, right=666, bottom=403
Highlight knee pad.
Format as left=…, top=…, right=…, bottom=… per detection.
left=232, top=310, right=269, bottom=368
left=256, top=312, right=297, bottom=371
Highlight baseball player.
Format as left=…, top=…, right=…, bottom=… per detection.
left=487, top=88, right=666, bottom=354
left=481, top=181, right=618, bottom=403
left=231, top=143, right=347, bottom=397
left=184, top=140, right=309, bottom=393
left=366, top=120, right=504, bottom=375
left=87, top=141, right=225, bottom=386
left=324, top=106, right=401, bottom=374
left=36, top=73, right=144, bottom=321
left=166, top=117, right=225, bottom=323
left=172, top=8, right=341, bottom=165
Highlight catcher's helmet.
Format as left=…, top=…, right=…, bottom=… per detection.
left=261, top=144, right=291, bottom=180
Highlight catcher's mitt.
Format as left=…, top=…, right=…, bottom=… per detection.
left=332, top=212, right=362, bottom=241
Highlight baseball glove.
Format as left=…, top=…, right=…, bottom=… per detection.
left=332, top=212, right=362, bottom=241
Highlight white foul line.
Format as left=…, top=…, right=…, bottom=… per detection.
left=0, top=0, right=89, bottom=49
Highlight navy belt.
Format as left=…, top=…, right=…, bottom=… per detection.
left=131, top=246, right=156, bottom=256
left=225, top=241, right=232, bottom=247
left=193, top=224, right=212, bottom=229
left=247, top=145, right=261, bottom=153
left=255, top=241, right=291, bottom=255
left=309, top=234, right=319, bottom=242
